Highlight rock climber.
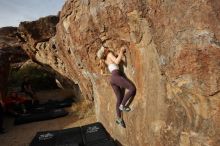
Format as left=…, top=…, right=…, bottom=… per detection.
left=97, top=45, right=136, bottom=128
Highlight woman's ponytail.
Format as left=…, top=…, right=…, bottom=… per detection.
left=99, top=59, right=106, bottom=74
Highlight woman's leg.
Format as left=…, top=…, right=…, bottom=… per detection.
left=112, top=75, right=136, bottom=107
left=110, top=83, right=123, bottom=118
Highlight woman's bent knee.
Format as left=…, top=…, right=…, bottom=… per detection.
left=129, top=85, right=136, bottom=94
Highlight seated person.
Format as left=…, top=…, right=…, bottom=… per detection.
left=21, top=76, right=39, bottom=105
left=3, top=92, right=32, bottom=116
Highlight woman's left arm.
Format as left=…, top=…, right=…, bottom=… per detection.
left=109, top=47, right=126, bottom=64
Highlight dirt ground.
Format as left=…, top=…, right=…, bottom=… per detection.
left=0, top=99, right=96, bottom=146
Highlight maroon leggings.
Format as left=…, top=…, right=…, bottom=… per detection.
left=110, top=70, right=136, bottom=117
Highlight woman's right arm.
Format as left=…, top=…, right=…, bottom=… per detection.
left=109, top=47, right=126, bottom=64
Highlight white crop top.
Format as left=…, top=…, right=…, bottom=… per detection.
left=108, top=64, right=119, bottom=72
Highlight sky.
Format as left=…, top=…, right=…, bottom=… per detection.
left=0, top=0, right=66, bottom=27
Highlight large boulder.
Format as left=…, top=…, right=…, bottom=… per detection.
left=0, top=26, right=28, bottom=63
left=19, top=16, right=59, bottom=46
left=0, top=27, right=21, bottom=48
left=19, top=15, right=82, bottom=99
left=18, top=16, right=59, bottom=62
left=20, top=0, right=220, bottom=146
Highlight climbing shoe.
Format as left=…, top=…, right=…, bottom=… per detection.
left=119, top=104, right=131, bottom=112
left=116, top=119, right=126, bottom=128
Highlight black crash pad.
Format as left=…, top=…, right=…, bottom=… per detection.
left=30, top=122, right=117, bottom=146
left=46, top=98, right=74, bottom=109
left=85, top=139, right=117, bottom=146
left=14, top=109, right=68, bottom=125
left=81, top=122, right=109, bottom=145
left=32, top=98, right=74, bottom=113
left=30, top=127, right=83, bottom=146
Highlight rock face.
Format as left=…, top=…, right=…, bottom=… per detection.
left=19, top=16, right=59, bottom=46
left=19, top=0, right=220, bottom=146
left=19, top=16, right=59, bottom=62
left=19, top=15, right=83, bottom=99
left=0, top=27, right=19, bottom=48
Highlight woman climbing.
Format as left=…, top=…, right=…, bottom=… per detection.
left=97, top=45, right=136, bottom=128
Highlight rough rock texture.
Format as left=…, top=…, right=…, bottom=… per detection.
left=19, top=16, right=59, bottom=43
left=19, top=15, right=83, bottom=99
left=0, top=27, right=21, bottom=48
left=19, top=0, right=220, bottom=146
left=19, top=16, right=59, bottom=62
left=0, top=27, right=27, bottom=63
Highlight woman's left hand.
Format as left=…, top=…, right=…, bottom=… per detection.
left=120, top=46, right=126, bottom=54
